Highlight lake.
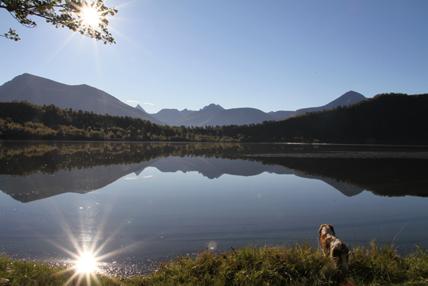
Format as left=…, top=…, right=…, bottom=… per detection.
left=1, top=141, right=428, bottom=275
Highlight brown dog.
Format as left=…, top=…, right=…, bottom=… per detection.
left=319, top=224, right=349, bottom=271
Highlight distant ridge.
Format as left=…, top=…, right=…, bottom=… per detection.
left=153, top=104, right=273, bottom=127
left=0, top=73, right=160, bottom=123
left=152, top=91, right=367, bottom=126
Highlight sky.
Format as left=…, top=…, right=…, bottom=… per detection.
left=1, top=0, right=428, bottom=113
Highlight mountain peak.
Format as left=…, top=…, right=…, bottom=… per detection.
left=135, top=104, right=146, bottom=112
left=6, top=73, right=67, bottom=88
left=331, top=91, right=366, bottom=106
left=294, top=91, right=366, bottom=116
left=341, top=90, right=366, bottom=99
left=11, top=73, right=39, bottom=81
left=18, top=72, right=35, bottom=77
left=201, top=103, right=224, bottom=112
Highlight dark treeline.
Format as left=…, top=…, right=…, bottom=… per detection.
left=216, top=93, right=428, bottom=144
left=1, top=93, right=428, bottom=144
left=0, top=102, right=232, bottom=142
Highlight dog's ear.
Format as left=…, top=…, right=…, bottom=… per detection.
left=318, top=224, right=325, bottom=236
left=329, top=224, right=336, bottom=235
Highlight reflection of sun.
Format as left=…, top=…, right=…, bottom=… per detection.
left=49, top=205, right=143, bottom=285
left=61, top=246, right=103, bottom=285
left=80, top=4, right=101, bottom=28
left=74, top=251, right=99, bottom=274
left=51, top=226, right=141, bottom=285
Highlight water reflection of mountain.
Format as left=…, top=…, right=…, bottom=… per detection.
left=146, top=157, right=288, bottom=179
left=0, top=142, right=427, bottom=202
left=0, top=156, right=364, bottom=202
left=0, top=163, right=144, bottom=202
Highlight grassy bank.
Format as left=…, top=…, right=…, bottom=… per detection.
left=1, top=244, right=428, bottom=286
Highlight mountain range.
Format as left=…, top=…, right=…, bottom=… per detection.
left=0, top=73, right=366, bottom=126
left=153, top=90, right=366, bottom=126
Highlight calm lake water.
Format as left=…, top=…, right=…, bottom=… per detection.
left=1, top=141, right=428, bottom=274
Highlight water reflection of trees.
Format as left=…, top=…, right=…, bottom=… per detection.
left=256, top=156, right=428, bottom=197
left=0, top=142, right=352, bottom=175
left=1, top=142, right=428, bottom=199
left=0, top=142, right=244, bottom=175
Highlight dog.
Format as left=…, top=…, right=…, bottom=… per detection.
left=319, top=224, right=349, bottom=272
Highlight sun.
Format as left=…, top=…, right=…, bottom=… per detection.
left=74, top=251, right=99, bottom=274
left=80, top=5, right=101, bottom=28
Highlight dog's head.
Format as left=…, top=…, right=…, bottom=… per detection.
left=318, top=224, right=336, bottom=237
left=330, top=239, right=349, bottom=272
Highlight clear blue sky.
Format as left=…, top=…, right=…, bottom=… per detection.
left=1, top=0, right=427, bottom=113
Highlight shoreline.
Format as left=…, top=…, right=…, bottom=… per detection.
left=1, top=244, right=427, bottom=285
left=2, top=139, right=428, bottom=149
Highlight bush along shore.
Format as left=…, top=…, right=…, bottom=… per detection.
left=1, top=243, right=428, bottom=286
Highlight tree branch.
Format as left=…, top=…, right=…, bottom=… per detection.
left=0, top=0, right=116, bottom=43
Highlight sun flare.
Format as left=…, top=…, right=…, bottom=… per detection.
left=80, top=5, right=101, bottom=28
left=74, top=251, right=99, bottom=274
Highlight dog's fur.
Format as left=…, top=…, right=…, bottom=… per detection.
left=319, top=224, right=349, bottom=271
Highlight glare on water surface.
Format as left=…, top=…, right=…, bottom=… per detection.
left=74, top=251, right=99, bottom=274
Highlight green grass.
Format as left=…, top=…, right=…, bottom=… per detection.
left=1, top=244, right=428, bottom=286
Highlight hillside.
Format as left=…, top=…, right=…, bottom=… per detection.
left=218, top=93, right=428, bottom=144
left=0, top=73, right=160, bottom=123
left=295, top=90, right=366, bottom=115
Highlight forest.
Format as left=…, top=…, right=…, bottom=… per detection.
left=0, top=93, right=427, bottom=144
left=0, top=102, right=231, bottom=142
left=216, top=93, right=428, bottom=144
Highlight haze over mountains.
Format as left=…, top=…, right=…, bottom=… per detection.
left=0, top=73, right=367, bottom=126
